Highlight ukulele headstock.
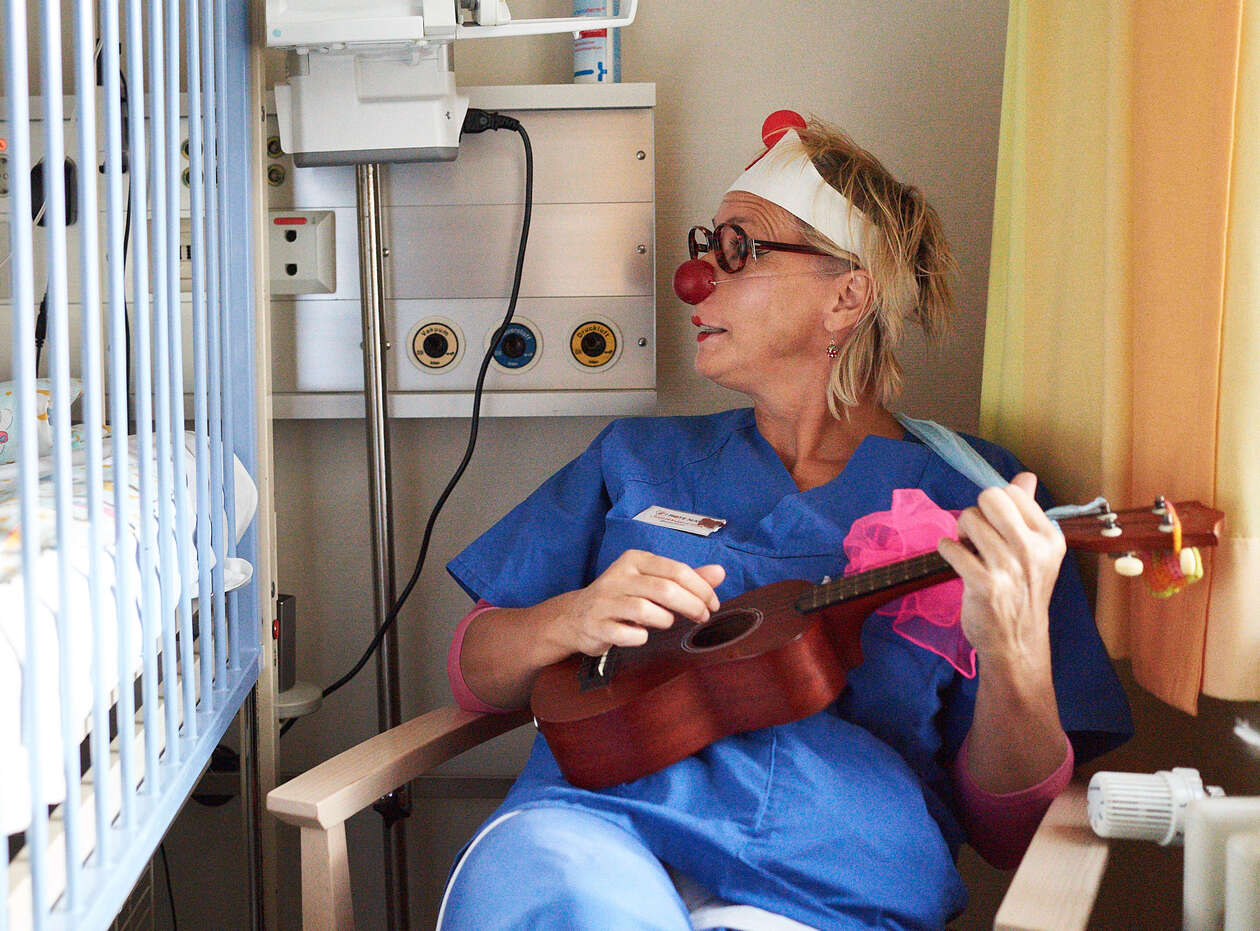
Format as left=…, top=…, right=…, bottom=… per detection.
left=1057, top=499, right=1223, bottom=556
left=1058, top=501, right=1224, bottom=554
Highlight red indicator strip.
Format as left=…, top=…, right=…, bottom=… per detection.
left=273, top=216, right=307, bottom=225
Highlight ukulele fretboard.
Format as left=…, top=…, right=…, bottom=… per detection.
left=794, top=551, right=955, bottom=614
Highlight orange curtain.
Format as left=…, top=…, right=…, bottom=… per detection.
left=982, top=0, right=1260, bottom=712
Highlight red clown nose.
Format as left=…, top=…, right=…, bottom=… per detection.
left=673, top=259, right=715, bottom=305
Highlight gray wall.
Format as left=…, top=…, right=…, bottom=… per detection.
left=159, top=2, right=1259, bottom=929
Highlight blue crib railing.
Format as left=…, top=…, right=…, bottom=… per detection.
left=2, top=0, right=260, bottom=926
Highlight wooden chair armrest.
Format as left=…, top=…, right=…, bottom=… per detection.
left=268, top=704, right=531, bottom=831
left=268, top=705, right=530, bottom=930
left=993, top=781, right=1109, bottom=931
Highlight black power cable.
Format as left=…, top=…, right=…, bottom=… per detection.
left=35, top=42, right=132, bottom=405
left=34, top=293, right=49, bottom=372
left=158, top=842, right=179, bottom=930
left=282, top=111, right=532, bottom=737
left=99, top=40, right=134, bottom=426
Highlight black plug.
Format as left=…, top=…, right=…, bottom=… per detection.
left=462, top=108, right=521, bottom=135
left=30, top=158, right=79, bottom=226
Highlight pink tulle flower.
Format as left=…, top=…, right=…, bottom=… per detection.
left=842, top=488, right=976, bottom=678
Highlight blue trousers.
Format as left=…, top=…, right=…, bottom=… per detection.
left=438, top=807, right=694, bottom=930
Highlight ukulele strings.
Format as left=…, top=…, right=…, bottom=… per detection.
left=608, top=586, right=806, bottom=675
left=612, top=554, right=953, bottom=673
left=617, top=504, right=1209, bottom=670
left=802, top=551, right=953, bottom=613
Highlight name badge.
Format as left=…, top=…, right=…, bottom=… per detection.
left=632, top=505, right=726, bottom=537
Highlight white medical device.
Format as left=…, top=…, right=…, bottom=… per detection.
left=266, top=0, right=639, bottom=165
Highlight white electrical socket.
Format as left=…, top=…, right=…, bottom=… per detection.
left=268, top=209, right=335, bottom=295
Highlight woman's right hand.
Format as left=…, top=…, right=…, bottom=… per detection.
left=550, top=550, right=726, bottom=658
left=458, top=552, right=726, bottom=710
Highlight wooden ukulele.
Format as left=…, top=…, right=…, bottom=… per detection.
left=530, top=500, right=1224, bottom=790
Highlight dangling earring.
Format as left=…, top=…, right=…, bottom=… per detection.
left=826, top=338, right=838, bottom=359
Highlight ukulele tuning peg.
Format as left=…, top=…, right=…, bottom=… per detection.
left=1114, top=553, right=1145, bottom=577
left=1100, top=513, right=1122, bottom=538
left=1180, top=548, right=1198, bottom=576
left=1153, top=496, right=1168, bottom=515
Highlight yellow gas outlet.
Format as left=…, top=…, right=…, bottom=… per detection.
left=570, top=320, right=618, bottom=368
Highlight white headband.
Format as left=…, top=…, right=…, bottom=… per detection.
left=724, top=130, right=868, bottom=265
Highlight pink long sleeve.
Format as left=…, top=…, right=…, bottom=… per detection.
left=952, top=734, right=1074, bottom=869
left=447, top=599, right=515, bottom=714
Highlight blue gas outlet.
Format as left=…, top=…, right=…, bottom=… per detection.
left=492, top=322, right=538, bottom=370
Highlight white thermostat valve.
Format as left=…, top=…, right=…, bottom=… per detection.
left=1088, top=767, right=1225, bottom=846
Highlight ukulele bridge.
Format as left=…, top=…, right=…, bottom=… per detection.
left=578, top=649, right=619, bottom=691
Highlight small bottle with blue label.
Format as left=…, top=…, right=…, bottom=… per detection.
left=573, top=1, right=621, bottom=83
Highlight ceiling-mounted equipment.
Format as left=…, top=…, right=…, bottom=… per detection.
left=266, top=0, right=639, bottom=166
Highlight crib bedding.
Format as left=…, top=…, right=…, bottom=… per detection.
left=0, top=429, right=258, bottom=835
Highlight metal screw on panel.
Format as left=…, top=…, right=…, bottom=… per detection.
left=636, top=244, right=647, bottom=254
left=382, top=248, right=391, bottom=257
left=635, top=150, right=646, bottom=160
left=638, top=338, right=647, bottom=347
left=267, top=164, right=285, bottom=186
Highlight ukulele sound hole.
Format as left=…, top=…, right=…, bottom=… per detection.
left=683, top=608, right=762, bottom=652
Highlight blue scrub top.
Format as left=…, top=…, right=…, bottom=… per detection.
left=448, top=408, right=1132, bottom=930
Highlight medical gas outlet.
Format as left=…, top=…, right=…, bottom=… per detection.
left=489, top=320, right=540, bottom=373
left=571, top=320, right=618, bottom=368
left=409, top=319, right=463, bottom=371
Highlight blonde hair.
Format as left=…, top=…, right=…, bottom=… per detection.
left=787, top=120, right=957, bottom=414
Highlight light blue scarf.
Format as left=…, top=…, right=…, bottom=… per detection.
left=893, top=413, right=1109, bottom=523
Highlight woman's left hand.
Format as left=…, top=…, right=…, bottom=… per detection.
left=936, top=472, right=1066, bottom=665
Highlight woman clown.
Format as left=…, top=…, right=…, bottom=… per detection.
left=438, top=111, right=1131, bottom=931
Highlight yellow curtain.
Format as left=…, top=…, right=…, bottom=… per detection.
left=982, top=0, right=1260, bottom=712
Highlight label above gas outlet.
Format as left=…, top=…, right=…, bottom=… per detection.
left=409, top=320, right=462, bottom=371
left=570, top=320, right=618, bottom=368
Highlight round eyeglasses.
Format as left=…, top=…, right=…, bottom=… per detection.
left=687, top=223, right=837, bottom=274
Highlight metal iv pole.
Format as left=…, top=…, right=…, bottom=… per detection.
left=355, top=161, right=410, bottom=930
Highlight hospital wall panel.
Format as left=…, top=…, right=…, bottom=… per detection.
left=264, top=84, right=659, bottom=419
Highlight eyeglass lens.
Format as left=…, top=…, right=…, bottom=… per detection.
left=687, top=224, right=751, bottom=273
